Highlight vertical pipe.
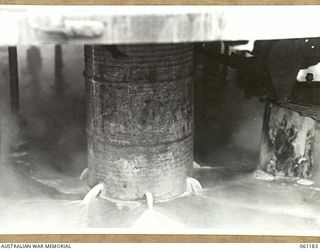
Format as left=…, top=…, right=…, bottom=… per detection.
left=26, top=46, right=42, bottom=98
left=0, top=48, right=6, bottom=160
left=54, top=45, right=63, bottom=94
left=8, top=46, right=19, bottom=118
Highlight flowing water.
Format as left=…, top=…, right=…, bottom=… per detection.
left=186, top=177, right=203, bottom=195
left=1, top=160, right=320, bottom=235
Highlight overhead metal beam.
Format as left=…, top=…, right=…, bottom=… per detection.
left=1, top=6, right=320, bottom=45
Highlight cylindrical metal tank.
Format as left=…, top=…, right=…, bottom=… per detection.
left=84, top=44, right=194, bottom=201
left=258, top=102, right=320, bottom=183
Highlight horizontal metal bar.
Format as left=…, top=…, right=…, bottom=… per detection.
left=1, top=6, right=320, bottom=45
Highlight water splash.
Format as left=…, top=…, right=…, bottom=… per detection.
left=79, top=168, right=88, bottom=181
left=81, top=183, right=104, bottom=205
left=132, top=191, right=184, bottom=228
left=186, top=177, right=203, bottom=195
left=297, top=179, right=314, bottom=186
left=77, top=183, right=104, bottom=226
left=193, top=161, right=201, bottom=168
left=253, top=169, right=275, bottom=181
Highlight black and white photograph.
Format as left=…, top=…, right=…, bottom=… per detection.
left=0, top=5, right=319, bottom=236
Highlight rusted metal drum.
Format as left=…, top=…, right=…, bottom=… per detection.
left=84, top=44, right=194, bottom=201
left=258, top=102, right=320, bottom=182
